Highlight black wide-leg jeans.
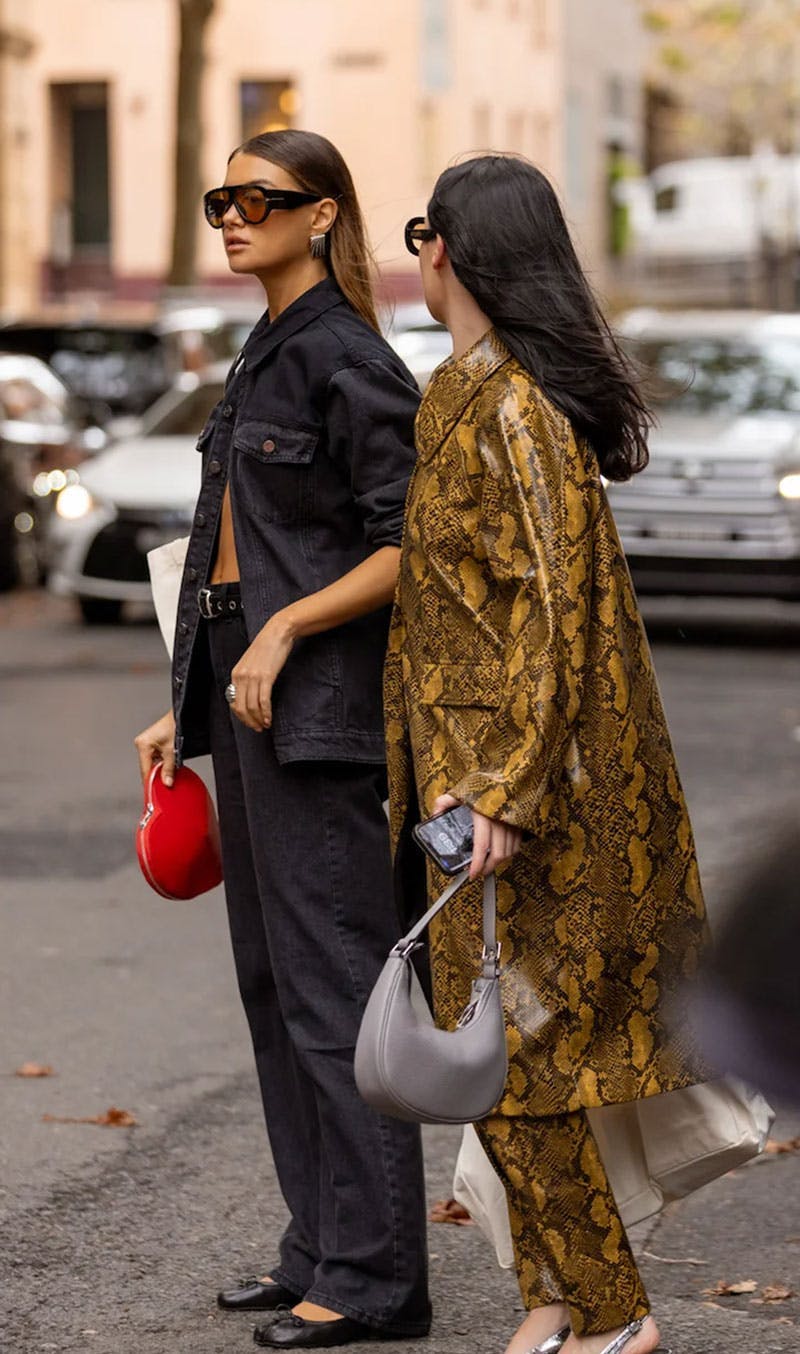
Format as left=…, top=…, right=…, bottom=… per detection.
left=206, top=613, right=431, bottom=1336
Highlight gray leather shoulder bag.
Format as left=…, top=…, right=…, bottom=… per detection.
left=354, top=870, right=508, bottom=1124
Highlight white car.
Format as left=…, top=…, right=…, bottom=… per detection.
left=613, top=309, right=800, bottom=598
left=0, top=351, right=104, bottom=590
left=48, top=368, right=225, bottom=623
left=383, top=302, right=451, bottom=389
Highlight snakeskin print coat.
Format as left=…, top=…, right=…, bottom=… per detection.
left=384, top=331, right=708, bottom=1117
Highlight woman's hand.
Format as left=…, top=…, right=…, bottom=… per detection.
left=432, top=792, right=523, bottom=880
left=228, top=612, right=296, bottom=732
left=222, top=548, right=399, bottom=733
left=134, top=710, right=177, bottom=790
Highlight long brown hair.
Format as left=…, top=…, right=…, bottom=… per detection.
left=232, top=129, right=380, bottom=333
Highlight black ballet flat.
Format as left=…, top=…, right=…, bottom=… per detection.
left=217, top=1277, right=301, bottom=1311
left=253, top=1313, right=402, bottom=1348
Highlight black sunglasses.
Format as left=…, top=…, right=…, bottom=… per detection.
left=404, top=216, right=437, bottom=257
left=204, top=184, right=321, bottom=229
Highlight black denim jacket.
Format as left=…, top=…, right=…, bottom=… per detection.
left=172, top=278, right=420, bottom=765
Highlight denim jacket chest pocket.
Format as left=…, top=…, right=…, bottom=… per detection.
left=233, top=417, right=319, bottom=523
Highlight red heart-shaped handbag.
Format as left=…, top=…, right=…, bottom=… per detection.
left=136, top=764, right=223, bottom=900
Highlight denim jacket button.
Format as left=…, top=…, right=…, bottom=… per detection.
left=262, top=438, right=276, bottom=453
left=173, top=675, right=183, bottom=688
left=223, top=404, right=234, bottom=418
left=179, top=621, right=189, bottom=636
left=208, top=459, right=222, bottom=476
left=187, top=566, right=198, bottom=582
left=196, top=512, right=207, bottom=528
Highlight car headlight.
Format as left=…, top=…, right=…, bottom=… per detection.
left=55, top=484, right=95, bottom=520
left=779, top=472, right=800, bottom=500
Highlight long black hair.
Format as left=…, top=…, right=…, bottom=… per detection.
left=427, top=156, right=651, bottom=480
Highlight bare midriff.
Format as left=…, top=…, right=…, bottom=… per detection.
left=209, top=484, right=241, bottom=584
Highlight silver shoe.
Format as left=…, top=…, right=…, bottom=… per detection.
left=529, top=1327, right=571, bottom=1354
left=598, top=1318, right=672, bottom=1354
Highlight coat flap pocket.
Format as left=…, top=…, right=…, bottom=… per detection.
left=419, top=661, right=503, bottom=708
left=233, top=419, right=318, bottom=465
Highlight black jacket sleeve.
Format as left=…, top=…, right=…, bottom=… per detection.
left=325, top=358, right=420, bottom=550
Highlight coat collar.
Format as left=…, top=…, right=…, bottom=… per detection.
left=241, top=275, right=345, bottom=370
left=415, top=329, right=510, bottom=459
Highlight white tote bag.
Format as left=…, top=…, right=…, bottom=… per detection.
left=453, top=1079, right=773, bottom=1268
left=147, top=536, right=189, bottom=659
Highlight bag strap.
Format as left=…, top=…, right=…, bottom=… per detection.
left=393, top=870, right=500, bottom=978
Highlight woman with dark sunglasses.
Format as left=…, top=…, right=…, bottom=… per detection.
left=135, top=130, right=430, bottom=1350
left=385, top=155, right=709, bottom=1354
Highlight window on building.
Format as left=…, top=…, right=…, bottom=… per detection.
left=49, top=83, right=111, bottom=260
left=565, top=90, right=586, bottom=208
left=419, top=99, right=440, bottom=184
left=531, top=0, right=548, bottom=45
left=474, top=103, right=491, bottom=148
left=608, top=75, right=626, bottom=120
left=239, top=81, right=298, bottom=140
left=421, top=0, right=452, bottom=93
left=507, top=111, right=525, bottom=152
left=655, top=185, right=678, bottom=213
left=531, top=112, right=552, bottom=166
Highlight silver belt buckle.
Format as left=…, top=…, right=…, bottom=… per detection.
left=197, top=587, right=215, bottom=619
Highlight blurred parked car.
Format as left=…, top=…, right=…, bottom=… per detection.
left=0, top=353, right=104, bottom=591
left=0, top=300, right=257, bottom=424
left=613, top=309, right=800, bottom=599
left=383, top=302, right=450, bottom=389
left=48, top=366, right=225, bottom=624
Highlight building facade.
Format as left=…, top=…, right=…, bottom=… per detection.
left=563, top=0, right=647, bottom=282
left=0, top=0, right=646, bottom=311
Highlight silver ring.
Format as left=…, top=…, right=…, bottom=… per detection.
left=225, top=682, right=236, bottom=705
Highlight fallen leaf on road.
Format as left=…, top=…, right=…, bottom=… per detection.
left=702, top=1279, right=758, bottom=1296
left=765, top=1137, right=800, bottom=1155
left=429, top=1198, right=474, bottom=1226
left=753, top=1285, right=795, bottom=1303
left=15, top=1062, right=55, bottom=1077
left=42, top=1106, right=137, bottom=1128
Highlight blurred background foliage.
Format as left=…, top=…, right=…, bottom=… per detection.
left=642, top=0, right=800, bottom=157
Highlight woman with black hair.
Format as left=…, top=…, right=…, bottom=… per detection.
left=135, top=130, right=430, bottom=1349
left=385, top=155, right=708, bottom=1354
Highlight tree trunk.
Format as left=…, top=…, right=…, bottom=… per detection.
left=167, top=0, right=216, bottom=288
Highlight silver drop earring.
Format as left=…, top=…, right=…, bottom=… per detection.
left=309, top=233, right=328, bottom=259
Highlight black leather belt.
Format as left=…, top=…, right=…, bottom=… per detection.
left=197, top=584, right=244, bottom=620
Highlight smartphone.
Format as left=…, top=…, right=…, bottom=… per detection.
left=413, top=802, right=475, bottom=875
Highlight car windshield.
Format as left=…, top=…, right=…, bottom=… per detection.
left=201, top=321, right=253, bottom=362
left=629, top=336, right=800, bottom=415
left=0, top=324, right=172, bottom=415
left=142, top=381, right=225, bottom=437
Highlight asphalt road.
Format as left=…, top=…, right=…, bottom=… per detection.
left=1, top=590, right=799, bottom=1354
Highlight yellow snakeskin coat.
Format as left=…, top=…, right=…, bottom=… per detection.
left=384, top=331, right=708, bottom=1117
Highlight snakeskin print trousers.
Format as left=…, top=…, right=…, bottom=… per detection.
left=476, top=1111, right=650, bottom=1337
